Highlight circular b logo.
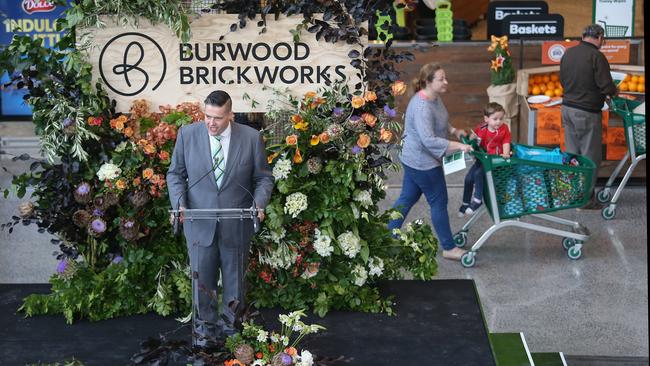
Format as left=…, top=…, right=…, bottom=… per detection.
left=99, top=32, right=167, bottom=97
left=547, top=44, right=566, bottom=63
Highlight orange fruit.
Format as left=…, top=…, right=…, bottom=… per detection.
left=546, top=81, right=555, bottom=90
left=638, top=75, right=645, bottom=84
left=534, top=75, right=543, bottom=84
left=539, top=84, right=547, bottom=93
left=631, top=75, right=639, bottom=84
left=619, top=82, right=629, bottom=91
left=550, top=73, right=559, bottom=82
left=532, top=86, right=541, bottom=95
left=542, top=75, right=550, bottom=83
left=528, top=86, right=533, bottom=94
left=544, top=90, right=555, bottom=97
left=623, top=74, right=631, bottom=82
left=628, top=82, right=638, bottom=92
left=554, top=88, right=563, bottom=97
left=637, top=83, right=645, bottom=93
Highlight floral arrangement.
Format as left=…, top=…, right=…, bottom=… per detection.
left=487, top=35, right=515, bottom=86
left=248, top=82, right=439, bottom=317
left=224, top=310, right=323, bottom=366
left=7, top=100, right=202, bottom=323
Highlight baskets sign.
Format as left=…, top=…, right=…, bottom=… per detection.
left=487, top=1, right=548, bottom=38
left=83, top=15, right=362, bottom=112
left=502, top=14, right=564, bottom=39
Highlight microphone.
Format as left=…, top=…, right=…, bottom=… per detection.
left=235, top=182, right=261, bottom=234
left=171, top=156, right=221, bottom=236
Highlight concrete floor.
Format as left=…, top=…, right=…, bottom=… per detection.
left=0, top=143, right=647, bottom=359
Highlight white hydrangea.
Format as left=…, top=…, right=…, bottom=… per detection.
left=368, top=256, right=384, bottom=277
left=353, top=190, right=373, bottom=207
left=257, top=329, right=268, bottom=343
left=284, top=192, right=308, bottom=218
left=313, top=229, right=333, bottom=257
left=96, top=162, right=121, bottom=181
left=272, top=157, right=292, bottom=180
left=337, top=231, right=361, bottom=258
left=297, top=350, right=314, bottom=366
left=351, top=264, right=368, bottom=286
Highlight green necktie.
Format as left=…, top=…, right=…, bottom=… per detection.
left=211, top=135, right=225, bottom=188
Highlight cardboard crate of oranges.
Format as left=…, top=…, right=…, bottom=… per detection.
left=516, top=65, right=645, bottom=99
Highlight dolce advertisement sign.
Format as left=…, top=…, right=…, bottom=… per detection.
left=84, top=15, right=362, bottom=112
left=487, top=1, right=548, bottom=38
left=503, top=14, right=564, bottom=39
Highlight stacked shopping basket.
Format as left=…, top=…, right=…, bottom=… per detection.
left=597, top=97, right=646, bottom=219
left=455, top=138, right=596, bottom=268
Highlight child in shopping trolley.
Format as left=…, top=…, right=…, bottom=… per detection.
left=459, top=102, right=512, bottom=217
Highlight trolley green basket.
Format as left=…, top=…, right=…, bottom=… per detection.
left=597, top=97, right=646, bottom=219
left=598, top=20, right=629, bottom=38
left=454, top=140, right=595, bottom=268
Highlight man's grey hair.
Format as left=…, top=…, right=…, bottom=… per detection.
left=582, top=24, right=605, bottom=39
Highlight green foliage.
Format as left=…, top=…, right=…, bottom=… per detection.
left=248, top=85, right=438, bottom=316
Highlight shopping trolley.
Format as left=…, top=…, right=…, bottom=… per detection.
left=597, top=97, right=646, bottom=219
left=598, top=20, right=629, bottom=38
left=454, top=139, right=595, bottom=268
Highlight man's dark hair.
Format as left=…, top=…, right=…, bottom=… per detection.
left=582, top=24, right=605, bottom=39
left=204, top=90, right=232, bottom=110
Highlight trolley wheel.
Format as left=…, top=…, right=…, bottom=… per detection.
left=601, top=205, right=616, bottom=220
left=567, top=246, right=582, bottom=260
left=453, top=232, right=468, bottom=248
left=461, top=252, right=476, bottom=268
left=562, top=237, right=575, bottom=250
left=596, top=189, right=611, bottom=203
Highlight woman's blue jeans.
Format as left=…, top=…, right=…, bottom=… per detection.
left=388, top=163, right=455, bottom=250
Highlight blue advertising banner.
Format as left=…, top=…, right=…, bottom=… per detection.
left=1, top=0, right=68, bottom=117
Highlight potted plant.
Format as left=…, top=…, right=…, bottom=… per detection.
left=486, top=35, right=518, bottom=128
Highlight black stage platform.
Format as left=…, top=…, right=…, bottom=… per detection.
left=0, top=280, right=496, bottom=366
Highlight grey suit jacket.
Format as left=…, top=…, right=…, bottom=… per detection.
left=166, top=121, right=274, bottom=247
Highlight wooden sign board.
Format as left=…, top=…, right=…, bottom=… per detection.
left=82, top=15, right=364, bottom=113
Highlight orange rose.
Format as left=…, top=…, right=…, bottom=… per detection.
left=142, top=168, right=154, bottom=180
left=144, top=144, right=156, bottom=155
left=150, top=174, right=161, bottom=185
left=351, top=96, right=365, bottom=109
left=361, top=113, right=377, bottom=127
left=364, top=90, right=377, bottom=102
left=114, top=119, right=125, bottom=131
left=115, top=179, right=127, bottom=190
left=285, top=135, right=298, bottom=146
left=293, top=148, right=303, bottom=163
left=319, top=132, right=330, bottom=144
left=380, top=128, right=394, bottom=143
left=137, top=139, right=148, bottom=146
left=291, top=114, right=303, bottom=124
left=310, top=135, right=320, bottom=146
left=158, top=150, right=170, bottom=161
left=124, top=127, right=134, bottom=137
left=133, top=177, right=141, bottom=186
left=304, top=91, right=317, bottom=99
left=117, top=115, right=128, bottom=123
left=285, top=347, right=298, bottom=356
left=357, top=133, right=371, bottom=148
left=391, top=80, right=407, bottom=96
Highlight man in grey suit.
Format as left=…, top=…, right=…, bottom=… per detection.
left=166, top=90, right=274, bottom=346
